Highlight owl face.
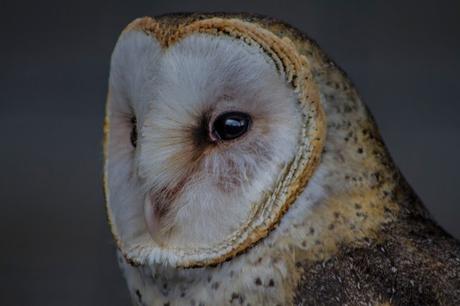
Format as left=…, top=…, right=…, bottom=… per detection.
left=105, top=18, right=324, bottom=267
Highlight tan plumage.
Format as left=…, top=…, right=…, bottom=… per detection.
left=104, top=13, right=460, bottom=305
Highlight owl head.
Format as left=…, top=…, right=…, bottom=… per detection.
left=104, top=17, right=325, bottom=267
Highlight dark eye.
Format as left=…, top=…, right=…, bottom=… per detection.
left=212, top=112, right=252, bottom=141
left=130, top=116, right=137, bottom=147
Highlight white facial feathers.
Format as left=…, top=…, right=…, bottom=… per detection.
left=107, top=31, right=302, bottom=249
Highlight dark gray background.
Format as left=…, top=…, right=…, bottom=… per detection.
left=1, top=1, right=459, bottom=305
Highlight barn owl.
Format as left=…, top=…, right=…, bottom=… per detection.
left=103, top=13, right=460, bottom=305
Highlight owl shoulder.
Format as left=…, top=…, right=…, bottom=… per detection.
left=294, top=205, right=460, bottom=305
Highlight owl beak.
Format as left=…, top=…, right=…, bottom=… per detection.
left=144, top=193, right=162, bottom=244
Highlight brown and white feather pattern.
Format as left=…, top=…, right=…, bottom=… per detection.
left=104, top=13, right=460, bottom=306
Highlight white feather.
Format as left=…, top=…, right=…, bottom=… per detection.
left=107, top=32, right=301, bottom=249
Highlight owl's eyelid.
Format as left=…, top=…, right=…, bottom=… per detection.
left=208, top=104, right=251, bottom=123
left=219, top=94, right=234, bottom=102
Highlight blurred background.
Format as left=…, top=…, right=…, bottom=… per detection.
left=1, top=1, right=459, bottom=305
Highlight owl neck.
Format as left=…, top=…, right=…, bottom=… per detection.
left=277, top=48, right=431, bottom=264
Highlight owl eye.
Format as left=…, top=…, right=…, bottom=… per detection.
left=130, top=116, right=137, bottom=147
left=212, top=112, right=252, bottom=141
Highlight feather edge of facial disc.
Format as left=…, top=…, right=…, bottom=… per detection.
left=104, top=16, right=326, bottom=268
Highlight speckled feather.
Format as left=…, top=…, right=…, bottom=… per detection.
left=107, top=12, right=460, bottom=306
